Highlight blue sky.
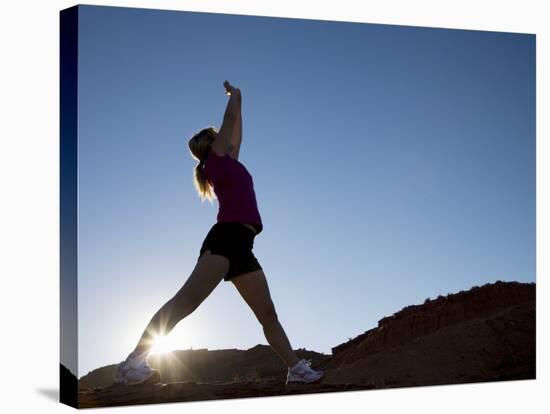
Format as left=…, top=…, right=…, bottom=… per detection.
left=72, top=5, right=535, bottom=378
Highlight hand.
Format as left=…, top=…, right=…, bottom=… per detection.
left=223, top=80, right=240, bottom=98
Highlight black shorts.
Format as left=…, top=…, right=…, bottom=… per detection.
left=198, top=222, right=263, bottom=282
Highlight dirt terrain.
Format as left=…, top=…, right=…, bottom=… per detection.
left=76, top=280, right=535, bottom=408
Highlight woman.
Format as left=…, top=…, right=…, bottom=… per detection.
left=114, top=80, right=324, bottom=386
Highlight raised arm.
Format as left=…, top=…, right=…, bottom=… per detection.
left=228, top=99, right=242, bottom=160
left=223, top=80, right=243, bottom=160
left=211, top=80, right=241, bottom=156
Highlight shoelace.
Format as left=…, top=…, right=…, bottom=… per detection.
left=293, top=359, right=313, bottom=371
left=289, top=358, right=314, bottom=373
left=120, top=356, right=147, bottom=373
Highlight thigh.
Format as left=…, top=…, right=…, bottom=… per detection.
left=230, top=269, right=277, bottom=322
left=172, top=249, right=230, bottom=307
left=224, top=250, right=262, bottom=281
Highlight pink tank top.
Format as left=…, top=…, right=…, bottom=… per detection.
left=203, top=149, right=263, bottom=235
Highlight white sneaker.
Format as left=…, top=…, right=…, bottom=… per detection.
left=113, top=350, right=158, bottom=385
left=286, top=359, right=325, bottom=385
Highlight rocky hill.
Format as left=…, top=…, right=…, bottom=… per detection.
left=78, top=280, right=535, bottom=408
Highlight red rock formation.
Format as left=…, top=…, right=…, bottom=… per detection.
left=326, top=281, right=534, bottom=370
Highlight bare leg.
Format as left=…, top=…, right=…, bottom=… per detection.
left=131, top=250, right=230, bottom=356
left=231, top=269, right=300, bottom=368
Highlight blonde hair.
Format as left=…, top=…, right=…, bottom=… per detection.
left=188, top=126, right=217, bottom=203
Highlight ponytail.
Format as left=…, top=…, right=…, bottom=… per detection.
left=193, top=160, right=215, bottom=203
left=189, top=130, right=216, bottom=204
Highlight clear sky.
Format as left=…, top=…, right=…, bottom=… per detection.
left=72, top=5, right=535, bottom=378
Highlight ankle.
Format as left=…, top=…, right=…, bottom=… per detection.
left=288, top=359, right=301, bottom=371
left=130, top=348, right=149, bottom=361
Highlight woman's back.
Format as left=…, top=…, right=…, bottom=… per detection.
left=204, top=149, right=263, bottom=235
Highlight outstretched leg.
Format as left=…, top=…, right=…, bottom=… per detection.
left=231, top=269, right=300, bottom=369
left=131, top=249, right=230, bottom=356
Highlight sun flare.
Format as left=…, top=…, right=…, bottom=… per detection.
left=149, top=335, right=175, bottom=355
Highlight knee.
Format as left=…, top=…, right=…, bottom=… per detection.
left=167, top=295, right=199, bottom=320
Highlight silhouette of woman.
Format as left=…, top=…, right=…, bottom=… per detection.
left=114, top=80, right=324, bottom=386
